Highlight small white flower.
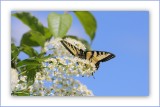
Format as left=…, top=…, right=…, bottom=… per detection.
left=11, top=68, right=18, bottom=91
left=20, top=76, right=27, bottom=82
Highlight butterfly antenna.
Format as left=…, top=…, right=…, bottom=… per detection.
left=92, top=72, right=95, bottom=79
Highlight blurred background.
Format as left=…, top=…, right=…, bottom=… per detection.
left=11, top=11, right=149, bottom=96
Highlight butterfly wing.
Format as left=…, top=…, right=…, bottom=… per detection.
left=86, top=51, right=115, bottom=69
left=61, top=40, right=115, bottom=70
left=61, top=40, right=85, bottom=58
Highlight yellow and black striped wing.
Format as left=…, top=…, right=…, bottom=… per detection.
left=61, top=40, right=83, bottom=57
left=86, top=51, right=115, bottom=69
left=61, top=40, right=115, bottom=70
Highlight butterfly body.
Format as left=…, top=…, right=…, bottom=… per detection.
left=61, top=40, right=115, bottom=70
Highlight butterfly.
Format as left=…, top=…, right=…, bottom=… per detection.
left=61, top=40, right=115, bottom=70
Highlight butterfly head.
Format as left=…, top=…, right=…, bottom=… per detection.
left=78, top=49, right=86, bottom=59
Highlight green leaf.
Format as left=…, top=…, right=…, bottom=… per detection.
left=74, top=11, right=97, bottom=41
left=12, top=12, right=45, bottom=35
left=48, top=12, right=72, bottom=38
left=44, top=27, right=52, bottom=40
left=11, top=43, right=20, bottom=68
left=18, top=80, right=25, bottom=84
left=26, top=65, right=37, bottom=86
left=21, top=44, right=38, bottom=57
left=17, top=59, right=41, bottom=67
left=20, top=30, right=46, bottom=47
left=11, top=43, right=19, bottom=60
left=17, top=59, right=42, bottom=86
left=36, top=54, right=54, bottom=62
left=12, top=90, right=30, bottom=96
left=19, top=70, right=27, bottom=76
left=64, top=35, right=91, bottom=50
left=12, top=12, right=53, bottom=41
left=17, top=58, right=42, bottom=86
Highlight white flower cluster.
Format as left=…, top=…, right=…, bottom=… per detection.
left=11, top=68, right=18, bottom=91
left=45, top=56, right=96, bottom=77
left=12, top=37, right=95, bottom=96
left=42, top=38, right=95, bottom=96
left=12, top=68, right=93, bottom=96
left=44, top=38, right=72, bottom=57
left=12, top=69, right=53, bottom=96
left=44, top=38, right=96, bottom=77
left=52, top=77, right=93, bottom=96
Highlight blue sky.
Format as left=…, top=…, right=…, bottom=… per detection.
left=11, top=11, right=149, bottom=96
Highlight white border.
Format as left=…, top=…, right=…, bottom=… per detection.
left=1, top=1, right=159, bottom=106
